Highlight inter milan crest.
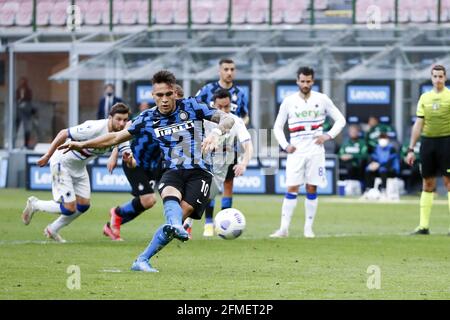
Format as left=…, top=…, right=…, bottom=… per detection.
left=179, top=111, right=189, bottom=121
left=232, top=94, right=238, bottom=102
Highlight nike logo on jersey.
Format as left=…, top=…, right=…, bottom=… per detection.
left=154, top=120, right=194, bottom=138
left=153, top=119, right=161, bottom=125
left=196, top=199, right=202, bottom=204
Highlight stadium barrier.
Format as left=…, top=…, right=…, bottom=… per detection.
left=26, top=153, right=338, bottom=195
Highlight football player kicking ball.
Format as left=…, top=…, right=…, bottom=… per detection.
left=102, top=86, right=184, bottom=241
left=21, top=104, right=132, bottom=242
left=270, top=67, right=346, bottom=238
left=59, top=70, right=235, bottom=272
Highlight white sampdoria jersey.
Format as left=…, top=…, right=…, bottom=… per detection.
left=274, top=91, right=346, bottom=155
left=204, top=113, right=252, bottom=194
left=50, top=119, right=130, bottom=173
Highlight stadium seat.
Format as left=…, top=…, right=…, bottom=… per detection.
left=15, top=0, right=33, bottom=26
left=83, top=0, right=108, bottom=25
left=190, top=0, right=211, bottom=24
left=36, top=1, right=54, bottom=26
left=283, top=9, right=303, bottom=24
left=314, top=0, right=329, bottom=11
left=231, top=0, right=249, bottom=24
left=50, top=1, right=70, bottom=26
left=174, top=7, right=188, bottom=24
left=409, top=0, right=430, bottom=23
left=119, top=0, right=141, bottom=25
left=137, top=0, right=150, bottom=25
left=210, top=5, right=229, bottom=24
left=246, top=0, right=268, bottom=24
left=0, top=1, right=19, bottom=26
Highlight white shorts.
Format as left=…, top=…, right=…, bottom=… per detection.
left=51, top=162, right=90, bottom=203
left=285, top=152, right=327, bottom=188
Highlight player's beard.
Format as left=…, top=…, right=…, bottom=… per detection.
left=301, top=86, right=311, bottom=95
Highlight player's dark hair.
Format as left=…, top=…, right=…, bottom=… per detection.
left=297, top=66, right=315, bottom=79
left=431, top=64, right=446, bottom=75
left=109, top=103, right=130, bottom=117
left=213, top=88, right=231, bottom=102
left=219, top=58, right=234, bottom=65
left=152, top=70, right=177, bottom=86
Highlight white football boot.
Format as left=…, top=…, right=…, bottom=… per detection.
left=304, top=227, right=315, bottom=238
left=22, top=196, right=38, bottom=225
left=269, top=229, right=289, bottom=238
left=44, top=226, right=67, bottom=243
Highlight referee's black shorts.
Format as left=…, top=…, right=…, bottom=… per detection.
left=419, top=135, right=450, bottom=178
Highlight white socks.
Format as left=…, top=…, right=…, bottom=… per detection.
left=280, top=193, right=298, bottom=232
left=278, top=193, right=318, bottom=234
left=48, top=211, right=82, bottom=234
left=304, top=197, right=318, bottom=231
left=34, top=200, right=61, bottom=214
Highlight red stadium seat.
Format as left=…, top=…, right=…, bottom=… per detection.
left=210, top=3, right=229, bottom=24
left=119, top=0, right=141, bottom=25
left=36, top=1, right=53, bottom=26
left=83, top=0, right=108, bottom=25
left=0, top=1, right=19, bottom=26
left=283, top=10, right=303, bottom=24
left=15, top=0, right=33, bottom=26
left=315, top=0, right=329, bottom=10
left=50, top=1, right=70, bottom=26
left=247, top=0, right=268, bottom=24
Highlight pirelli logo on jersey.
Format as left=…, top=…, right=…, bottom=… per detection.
left=154, top=120, right=195, bottom=138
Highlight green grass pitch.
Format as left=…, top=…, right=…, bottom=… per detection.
left=0, top=189, right=449, bottom=300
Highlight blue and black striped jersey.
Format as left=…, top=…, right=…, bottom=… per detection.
left=128, top=97, right=216, bottom=172
left=195, top=81, right=248, bottom=118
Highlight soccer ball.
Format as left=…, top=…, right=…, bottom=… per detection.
left=214, top=208, right=246, bottom=240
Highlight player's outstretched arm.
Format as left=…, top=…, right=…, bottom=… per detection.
left=202, top=110, right=235, bottom=153
left=37, top=129, right=69, bottom=167
left=107, top=147, right=119, bottom=174
left=58, top=129, right=132, bottom=153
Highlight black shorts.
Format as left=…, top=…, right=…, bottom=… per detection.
left=225, top=152, right=238, bottom=180
left=419, top=135, right=450, bottom=178
left=122, top=163, right=157, bottom=197
left=158, top=168, right=213, bottom=220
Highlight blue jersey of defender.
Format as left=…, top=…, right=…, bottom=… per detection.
left=128, top=97, right=216, bottom=172
left=195, top=81, right=248, bottom=118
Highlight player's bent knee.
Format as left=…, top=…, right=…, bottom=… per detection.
left=60, top=202, right=76, bottom=216
left=76, top=203, right=90, bottom=213
left=140, top=195, right=157, bottom=209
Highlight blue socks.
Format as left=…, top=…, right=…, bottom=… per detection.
left=138, top=224, right=173, bottom=261
left=117, top=198, right=146, bottom=224
left=136, top=196, right=182, bottom=263
left=221, top=197, right=232, bottom=209
left=306, top=193, right=318, bottom=200
left=163, top=196, right=182, bottom=226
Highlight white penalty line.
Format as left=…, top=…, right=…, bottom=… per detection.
left=0, top=240, right=73, bottom=245
left=321, top=198, right=448, bottom=205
